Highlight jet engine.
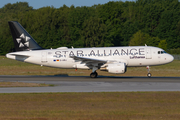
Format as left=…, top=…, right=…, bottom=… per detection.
left=100, top=63, right=127, bottom=74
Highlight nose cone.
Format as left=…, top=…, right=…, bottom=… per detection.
left=168, top=54, right=174, bottom=63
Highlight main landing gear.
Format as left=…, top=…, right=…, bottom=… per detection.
left=147, top=66, right=151, bottom=78
left=90, top=66, right=98, bottom=78
left=90, top=71, right=98, bottom=78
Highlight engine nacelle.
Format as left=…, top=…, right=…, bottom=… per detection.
left=107, top=63, right=126, bottom=74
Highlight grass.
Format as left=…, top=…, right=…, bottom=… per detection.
left=0, top=92, right=180, bottom=120
left=0, top=56, right=179, bottom=77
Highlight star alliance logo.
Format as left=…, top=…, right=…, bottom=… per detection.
left=16, top=33, right=30, bottom=48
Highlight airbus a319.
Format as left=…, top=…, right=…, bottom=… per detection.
left=6, top=21, right=174, bottom=78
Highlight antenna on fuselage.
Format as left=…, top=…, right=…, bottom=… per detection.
left=145, top=44, right=147, bottom=46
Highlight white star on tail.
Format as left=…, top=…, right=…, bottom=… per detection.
left=16, top=33, right=30, bottom=48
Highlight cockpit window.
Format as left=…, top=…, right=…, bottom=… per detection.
left=158, top=51, right=166, bottom=54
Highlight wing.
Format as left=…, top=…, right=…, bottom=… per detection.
left=70, top=56, right=107, bottom=64
left=70, top=56, right=127, bottom=73
left=70, top=56, right=108, bottom=71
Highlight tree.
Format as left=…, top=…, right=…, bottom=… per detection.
left=158, top=40, right=167, bottom=50
left=129, top=30, right=162, bottom=47
left=129, top=30, right=149, bottom=46
left=80, top=17, right=110, bottom=47
left=1, top=0, right=180, bottom=55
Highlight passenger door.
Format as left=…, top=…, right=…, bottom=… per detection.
left=146, top=48, right=152, bottom=59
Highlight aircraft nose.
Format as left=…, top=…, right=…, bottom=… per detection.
left=168, top=54, right=174, bottom=63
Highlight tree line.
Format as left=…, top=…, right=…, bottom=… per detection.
left=0, top=0, right=180, bottom=55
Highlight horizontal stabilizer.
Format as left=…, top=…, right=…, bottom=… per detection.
left=6, top=52, right=30, bottom=57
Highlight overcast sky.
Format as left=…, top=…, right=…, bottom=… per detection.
left=0, top=0, right=136, bottom=9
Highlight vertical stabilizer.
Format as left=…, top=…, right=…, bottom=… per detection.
left=8, top=21, right=43, bottom=51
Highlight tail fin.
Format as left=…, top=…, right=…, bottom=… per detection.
left=8, top=21, right=43, bottom=51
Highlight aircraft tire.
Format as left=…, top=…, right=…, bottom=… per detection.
left=90, top=72, right=98, bottom=78
left=147, top=73, right=151, bottom=78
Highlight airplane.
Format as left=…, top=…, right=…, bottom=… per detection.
left=6, top=21, right=174, bottom=78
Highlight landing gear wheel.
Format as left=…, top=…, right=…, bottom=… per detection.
left=147, top=73, right=151, bottom=78
left=90, top=72, right=98, bottom=78
left=146, top=66, right=152, bottom=78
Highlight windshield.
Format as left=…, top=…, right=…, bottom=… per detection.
left=158, top=51, right=166, bottom=54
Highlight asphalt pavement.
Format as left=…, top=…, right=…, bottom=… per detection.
left=0, top=75, right=180, bottom=93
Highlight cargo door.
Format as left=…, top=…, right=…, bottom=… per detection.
left=41, top=52, right=47, bottom=63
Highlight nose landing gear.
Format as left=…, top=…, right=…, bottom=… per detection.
left=147, top=66, right=151, bottom=78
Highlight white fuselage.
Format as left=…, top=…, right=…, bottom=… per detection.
left=6, top=46, right=174, bottom=70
